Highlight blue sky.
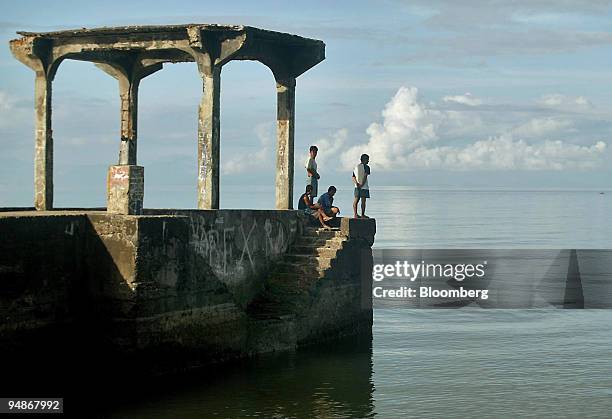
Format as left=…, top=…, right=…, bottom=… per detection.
left=1, top=0, right=612, bottom=208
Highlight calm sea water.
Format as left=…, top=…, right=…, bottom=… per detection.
left=110, top=188, right=612, bottom=418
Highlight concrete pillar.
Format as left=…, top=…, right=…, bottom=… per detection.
left=96, top=61, right=161, bottom=215
left=275, top=78, right=296, bottom=210
left=118, top=79, right=139, bottom=165
left=107, top=80, right=142, bottom=214
left=107, top=165, right=144, bottom=214
left=34, top=73, right=53, bottom=210
left=197, top=66, right=221, bottom=209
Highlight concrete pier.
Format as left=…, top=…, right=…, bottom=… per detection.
left=2, top=24, right=372, bottom=378
left=0, top=209, right=375, bottom=374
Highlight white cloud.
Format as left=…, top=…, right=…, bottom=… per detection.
left=407, top=136, right=606, bottom=170
left=539, top=93, right=593, bottom=109
left=442, top=93, right=482, bottom=106
left=222, top=122, right=272, bottom=175
left=341, top=86, right=440, bottom=170
left=311, top=128, right=348, bottom=169
left=511, top=117, right=574, bottom=138
left=575, top=96, right=592, bottom=107
left=339, top=86, right=607, bottom=171
left=540, top=94, right=564, bottom=106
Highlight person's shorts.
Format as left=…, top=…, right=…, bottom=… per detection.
left=307, top=176, right=318, bottom=197
left=355, top=188, right=370, bottom=198
left=323, top=208, right=336, bottom=217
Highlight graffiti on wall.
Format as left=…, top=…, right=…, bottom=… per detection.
left=188, top=215, right=297, bottom=279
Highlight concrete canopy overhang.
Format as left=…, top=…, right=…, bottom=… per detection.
left=10, top=24, right=326, bottom=80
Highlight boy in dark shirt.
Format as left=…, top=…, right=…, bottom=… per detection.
left=317, top=185, right=340, bottom=228
left=298, top=185, right=319, bottom=217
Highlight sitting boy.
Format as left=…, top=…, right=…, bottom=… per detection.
left=316, top=185, right=340, bottom=228
left=297, top=184, right=320, bottom=218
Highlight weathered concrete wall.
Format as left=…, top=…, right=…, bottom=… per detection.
left=142, top=209, right=301, bottom=306
left=0, top=214, right=87, bottom=338
left=0, top=210, right=374, bottom=374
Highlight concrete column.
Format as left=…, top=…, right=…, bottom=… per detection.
left=197, top=66, right=221, bottom=209
left=118, top=79, right=139, bottom=165
left=107, top=165, right=144, bottom=214
left=106, top=77, right=143, bottom=214
left=34, top=73, right=53, bottom=210
left=96, top=61, right=161, bottom=215
left=275, top=77, right=296, bottom=210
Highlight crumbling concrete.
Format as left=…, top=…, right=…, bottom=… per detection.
left=9, top=25, right=325, bottom=212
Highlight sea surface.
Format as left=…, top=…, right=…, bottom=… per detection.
left=110, top=188, right=612, bottom=418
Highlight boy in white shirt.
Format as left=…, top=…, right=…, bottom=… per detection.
left=352, top=154, right=370, bottom=219
left=305, top=145, right=320, bottom=197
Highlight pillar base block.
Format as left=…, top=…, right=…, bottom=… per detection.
left=107, top=165, right=144, bottom=215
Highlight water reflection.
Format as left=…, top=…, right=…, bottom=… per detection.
left=366, top=188, right=612, bottom=249
left=108, top=336, right=375, bottom=418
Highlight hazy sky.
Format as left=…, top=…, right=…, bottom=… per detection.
left=1, top=0, right=612, bottom=208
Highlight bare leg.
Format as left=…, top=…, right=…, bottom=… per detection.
left=361, top=197, right=367, bottom=217
left=318, top=209, right=331, bottom=228
left=353, top=196, right=360, bottom=218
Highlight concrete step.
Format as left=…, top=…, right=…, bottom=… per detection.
left=293, top=236, right=345, bottom=248
left=305, top=226, right=341, bottom=232
left=273, top=262, right=327, bottom=278
left=315, top=247, right=340, bottom=258
left=291, top=244, right=343, bottom=258
left=291, top=244, right=318, bottom=254
left=268, top=268, right=331, bottom=284
left=264, top=278, right=321, bottom=298
left=293, top=237, right=346, bottom=249
left=284, top=254, right=332, bottom=269
left=288, top=246, right=340, bottom=259
left=303, top=227, right=344, bottom=239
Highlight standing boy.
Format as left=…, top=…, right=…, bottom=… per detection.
left=352, top=154, right=370, bottom=218
left=305, top=145, right=320, bottom=197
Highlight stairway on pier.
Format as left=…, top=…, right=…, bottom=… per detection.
left=248, top=226, right=348, bottom=320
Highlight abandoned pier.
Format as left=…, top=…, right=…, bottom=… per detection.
left=1, top=24, right=376, bottom=375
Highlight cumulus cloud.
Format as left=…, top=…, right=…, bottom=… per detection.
left=407, top=136, right=606, bottom=170
left=442, top=93, right=482, bottom=106
left=222, top=122, right=272, bottom=175
left=340, top=86, right=607, bottom=171
left=341, top=86, right=440, bottom=170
